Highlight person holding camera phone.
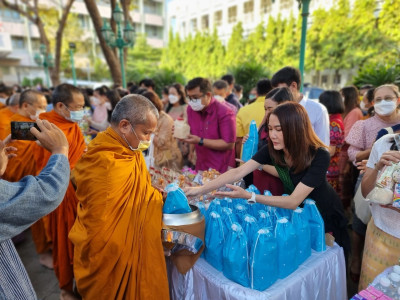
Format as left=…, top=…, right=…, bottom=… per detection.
left=2, top=89, right=53, bottom=269
left=0, top=119, right=70, bottom=300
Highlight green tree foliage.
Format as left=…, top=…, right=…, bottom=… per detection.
left=225, top=22, right=247, bottom=67
left=228, top=61, right=270, bottom=97
left=126, top=33, right=162, bottom=81
left=152, top=68, right=186, bottom=96
left=379, top=0, right=400, bottom=62
left=353, top=63, right=400, bottom=88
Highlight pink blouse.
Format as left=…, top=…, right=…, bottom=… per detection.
left=345, top=114, right=399, bottom=163
left=343, top=107, right=363, bottom=139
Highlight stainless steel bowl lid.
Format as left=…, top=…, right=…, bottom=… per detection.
left=162, top=229, right=203, bottom=254
left=162, top=204, right=204, bottom=226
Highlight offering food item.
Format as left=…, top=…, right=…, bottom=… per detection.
left=366, top=163, right=400, bottom=205
left=173, top=118, right=190, bottom=139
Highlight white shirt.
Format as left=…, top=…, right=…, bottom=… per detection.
left=299, top=96, right=330, bottom=146
left=366, top=133, right=400, bottom=239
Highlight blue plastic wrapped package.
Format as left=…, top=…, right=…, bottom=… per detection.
left=204, top=211, right=225, bottom=271
left=265, top=205, right=277, bottom=225
left=257, top=210, right=273, bottom=229
left=205, top=199, right=222, bottom=224
left=302, top=199, right=326, bottom=252
left=292, top=208, right=311, bottom=265
left=220, top=207, right=238, bottom=235
left=194, top=201, right=206, bottom=216
left=250, top=228, right=278, bottom=291
left=163, top=182, right=192, bottom=214
left=242, top=214, right=259, bottom=246
left=234, top=203, right=248, bottom=225
left=246, top=184, right=261, bottom=195
left=275, top=217, right=297, bottom=279
left=264, top=190, right=272, bottom=196
left=223, top=222, right=250, bottom=287
left=220, top=197, right=233, bottom=208
left=242, top=120, right=259, bottom=162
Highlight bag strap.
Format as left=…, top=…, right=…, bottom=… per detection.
left=271, top=155, right=295, bottom=194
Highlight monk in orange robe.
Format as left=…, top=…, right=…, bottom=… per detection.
left=69, top=94, right=169, bottom=300
left=35, top=84, right=86, bottom=300
left=1, top=90, right=53, bottom=266
left=0, top=94, right=19, bottom=140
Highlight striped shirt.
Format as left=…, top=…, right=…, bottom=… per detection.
left=0, top=154, right=70, bottom=299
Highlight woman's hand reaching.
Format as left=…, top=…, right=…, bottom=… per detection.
left=214, top=184, right=250, bottom=200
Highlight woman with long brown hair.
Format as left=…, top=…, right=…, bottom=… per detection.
left=185, top=102, right=350, bottom=256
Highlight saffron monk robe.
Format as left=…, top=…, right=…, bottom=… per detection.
left=0, top=94, right=19, bottom=140
left=69, top=94, right=169, bottom=300
left=1, top=90, right=53, bottom=267
left=35, top=84, right=86, bottom=300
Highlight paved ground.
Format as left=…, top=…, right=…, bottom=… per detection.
left=16, top=228, right=358, bottom=299
left=15, top=230, right=60, bottom=300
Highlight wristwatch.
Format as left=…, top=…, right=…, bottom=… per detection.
left=198, top=137, right=204, bottom=146
left=247, top=192, right=256, bottom=204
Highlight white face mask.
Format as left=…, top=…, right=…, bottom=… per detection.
left=374, top=100, right=397, bottom=116
left=189, top=99, right=205, bottom=111
left=168, top=94, right=179, bottom=104
left=30, top=109, right=46, bottom=121
left=214, top=95, right=225, bottom=103
left=360, top=101, right=367, bottom=111
left=92, top=97, right=100, bottom=106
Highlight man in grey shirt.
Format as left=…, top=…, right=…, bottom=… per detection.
left=0, top=119, right=70, bottom=300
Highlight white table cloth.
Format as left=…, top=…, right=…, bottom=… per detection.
left=168, top=243, right=347, bottom=300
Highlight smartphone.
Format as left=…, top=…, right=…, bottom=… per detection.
left=10, top=121, right=40, bottom=141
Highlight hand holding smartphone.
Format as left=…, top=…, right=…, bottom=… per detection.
left=11, top=121, right=41, bottom=141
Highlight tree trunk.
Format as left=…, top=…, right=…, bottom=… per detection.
left=52, top=0, right=75, bottom=86
left=84, top=0, right=122, bottom=86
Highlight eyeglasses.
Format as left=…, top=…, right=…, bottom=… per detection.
left=374, top=96, right=398, bottom=103
left=187, top=94, right=205, bottom=102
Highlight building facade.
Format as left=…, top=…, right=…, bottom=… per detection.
left=0, top=0, right=166, bottom=86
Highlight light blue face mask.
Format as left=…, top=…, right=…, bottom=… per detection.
left=63, top=104, right=84, bottom=122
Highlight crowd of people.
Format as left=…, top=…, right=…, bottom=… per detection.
left=0, top=65, right=399, bottom=299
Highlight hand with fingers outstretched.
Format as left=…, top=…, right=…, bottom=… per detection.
left=31, top=119, right=69, bottom=157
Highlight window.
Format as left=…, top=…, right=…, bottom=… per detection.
left=260, top=0, right=272, bottom=14
left=228, top=6, right=237, bottom=24
left=201, top=15, right=209, bottom=30
left=191, top=18, right=197, bottom=31
left=321, top=75, right=328, bottom=85
left=0, top=8, right=21, bottom=21
left=214, top=10, right=222, bottom=27
left=31, top=38, right=41, bottom=51
left=244, top=1, right=254, bottom=14
left=145, top=25, right=162, bottom=38
left=333, top=74, right=341, bottom=85
left=280, top=0, right=293, bottom=10
left=78, top=14, right=90, bottom=29
left=11, top=37, right=25, bottom=50
left=144, top=0, right=162, bottom=15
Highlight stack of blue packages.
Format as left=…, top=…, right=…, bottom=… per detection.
left=194, top=201, right=206, bottom=216
left=302, top=199, right=326, bottom=252
left=223, top=222, right=250, bottom=287
left=292, top=207, right=311, bottom=265
left=204, top=211, right=225, bottom=271
left=220, top=197, right=234, bottom=209
left=275, top=217, right=298, bottom=279
left=250, top=228, right=278, bottom=291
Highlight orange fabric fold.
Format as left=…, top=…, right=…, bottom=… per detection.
left=36, top=110, right=86, bottom=291
left=2, top=114, right=51, bottom=254
left=0, top=107, right=15, bottom=140
left=69, top=127, right=169, bottom=300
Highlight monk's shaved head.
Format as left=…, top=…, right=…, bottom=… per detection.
left=111, top=94, right=159, bottom=126
left=8, top=93, right=20, bottom=106
left=19, top=89, right=43, bottom=107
